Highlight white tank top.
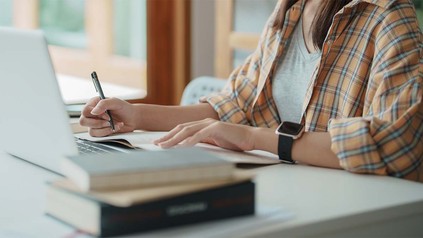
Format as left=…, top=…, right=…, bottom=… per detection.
left=272, top=18, right=321, bottom=123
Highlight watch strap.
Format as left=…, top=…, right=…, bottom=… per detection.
left=278, top=135, right=295, bottom=164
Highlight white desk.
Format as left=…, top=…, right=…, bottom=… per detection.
left=1, top=151, right=423, bottom=237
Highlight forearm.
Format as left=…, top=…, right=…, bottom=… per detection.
left=252, top=128, right=341, bottom=169
left=134, top=103, right=219, bottom=131
left=292, top=132, right=341, bottom=169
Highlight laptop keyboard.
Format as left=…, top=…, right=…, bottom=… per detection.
left=75, top=139, right=120, bottom=155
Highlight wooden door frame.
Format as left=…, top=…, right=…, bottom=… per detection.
left=141, top=0, right=191, bottom=105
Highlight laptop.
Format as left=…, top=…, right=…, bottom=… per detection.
left=0, top=27, right=126, bottom=174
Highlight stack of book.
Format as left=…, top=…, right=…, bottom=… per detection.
left=46, top=148, right=255, bottom=237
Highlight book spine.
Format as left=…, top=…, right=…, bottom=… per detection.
left=100, top=181, right=255, bottom=237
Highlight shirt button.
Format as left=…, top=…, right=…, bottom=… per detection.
left=327, top=39, right=333, bottom=45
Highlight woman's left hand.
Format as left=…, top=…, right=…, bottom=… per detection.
left=153, top=118, right=256, bottom=151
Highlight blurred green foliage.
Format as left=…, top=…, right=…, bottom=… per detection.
left=113, top=0, right=147, bottom=60
left=39, top=0, right=86, bottom=48
left=40, top=0, right=85, bottom=32
left=38, top=0, right=146, bottom=59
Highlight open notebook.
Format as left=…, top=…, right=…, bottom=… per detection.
left=75, top=131, right=281, bottom=165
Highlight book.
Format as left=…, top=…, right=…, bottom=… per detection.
left=61, top=147, right=235, bottom=191
left=46, top=178, right=255, bottom=237
left=75, top=131, right=281, bottom=165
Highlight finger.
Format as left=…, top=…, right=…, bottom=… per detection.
left=79, top=117, right=112, bottom=129
left=180, top=127, right=213, bottom=147
left=81, top=97, right=100, bottom=118
left=91, top=98, right=122, bottom=116
left=89, top=127, right=114, bottom=137
left=153, top=121, right=197, bottom=144
left=153, top=124, right=185, bottom=144
left=88, top=122, right=123, bottom=137
left=81, top=104, right=94, bottom=118
left=86, top=96, right=101, bottom=107
left=153, top=120, right=199, bottom=145
left=157, top=122, right=210, bottom=148
left=81, top=105, right=110, bottom=121
left=81, top=96, right=110, bottom=121
left=154, top=118, right=216, bottom=144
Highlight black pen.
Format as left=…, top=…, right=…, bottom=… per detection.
left=91, top=71, right=115, bottom=131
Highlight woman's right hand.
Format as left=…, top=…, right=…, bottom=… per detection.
left=79, top=97, right=137, bottom=137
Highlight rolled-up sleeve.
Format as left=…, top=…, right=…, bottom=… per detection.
left=203, top=55, right=261, bottom=125
left=328, top=4, right=423, bottom=181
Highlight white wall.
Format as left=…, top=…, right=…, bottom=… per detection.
left=191, top=0, right=215, bottom=80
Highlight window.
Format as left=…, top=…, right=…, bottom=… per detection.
left=214, top=0, right=277, bottom=78
left=232, top=0, right=277, bottom=69
left=39, top=0, right=146, bottom=97
left=39, top=0, right=86, bottom=49
left=2, top=0, right=190, bottom=105
left=114, top=0, right=146, bottom=61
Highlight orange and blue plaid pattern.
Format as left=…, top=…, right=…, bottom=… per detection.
left=205, top=0, right=423, bottom=182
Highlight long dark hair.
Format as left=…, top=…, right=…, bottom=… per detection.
left=311, top=0, right=352, bottom=50
left=273, top=0, right=352, bottom=50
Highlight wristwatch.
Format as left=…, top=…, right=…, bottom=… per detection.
left=275, top=121, right=304, bottom=164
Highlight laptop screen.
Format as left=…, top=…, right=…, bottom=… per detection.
left=0, top=27, right=79, bottom=173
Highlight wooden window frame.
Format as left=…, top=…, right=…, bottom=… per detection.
left=214, top=0, right=264, bottom=78
left=12, top=0, right=191, bottom=105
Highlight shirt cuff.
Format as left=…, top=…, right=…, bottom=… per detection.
left=201, top=92, right=250, bottom=125
left=327, top=117, right=387, bottom=175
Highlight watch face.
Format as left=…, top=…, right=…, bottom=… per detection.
left=276, top=121, right=304, bottom=136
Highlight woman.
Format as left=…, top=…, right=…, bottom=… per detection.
left=80, top=0, right=423, bottom=182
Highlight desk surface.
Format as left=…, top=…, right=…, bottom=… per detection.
left=1, top=151, right=423, bottom=237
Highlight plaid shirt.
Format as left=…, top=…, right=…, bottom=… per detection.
left=205, top=0, right=423, bottom=182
